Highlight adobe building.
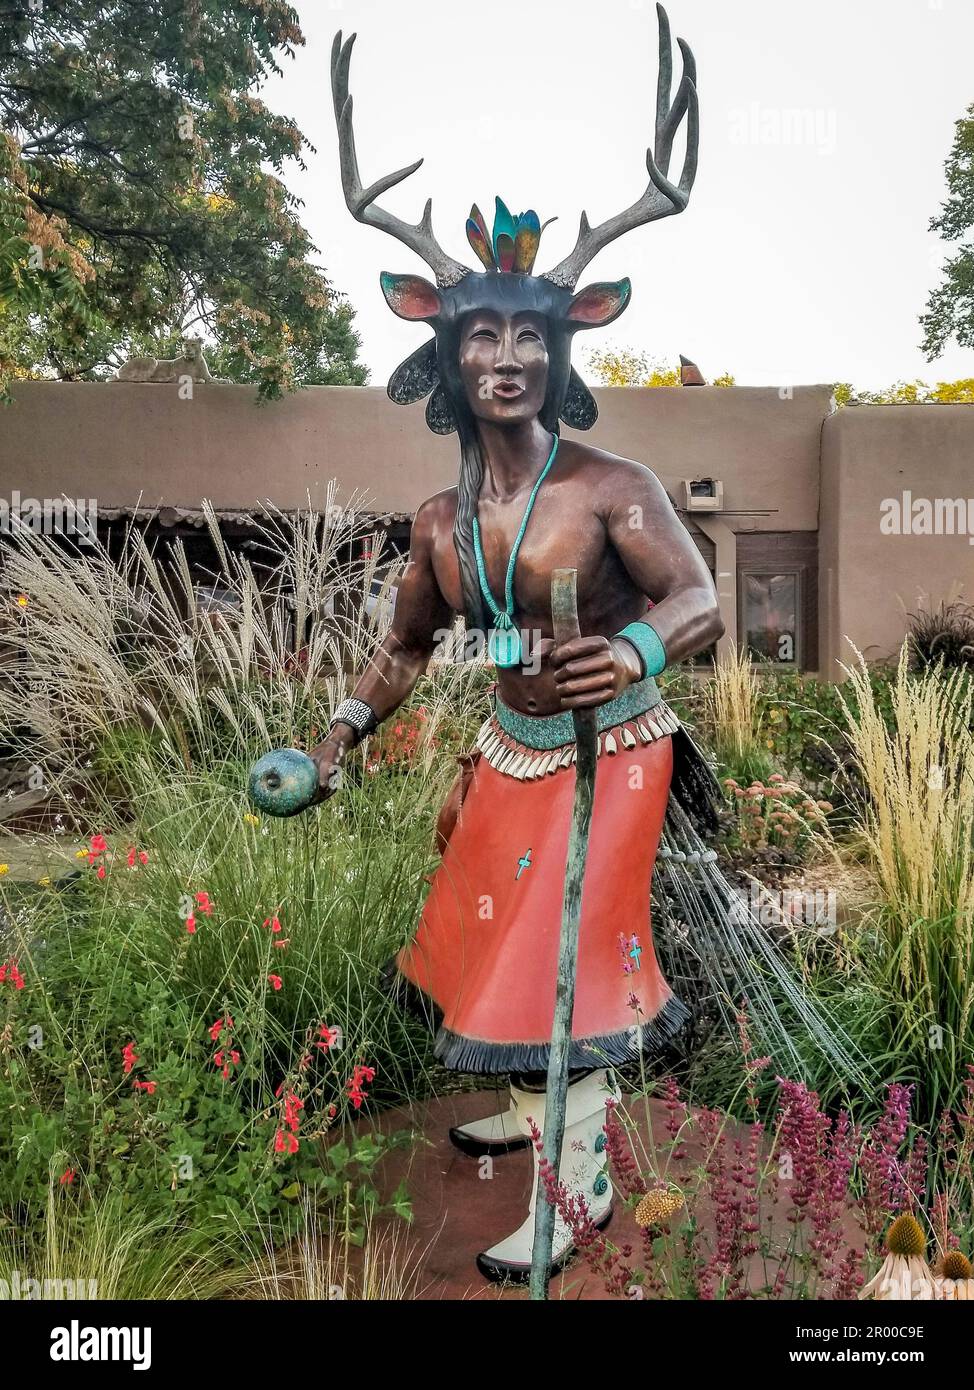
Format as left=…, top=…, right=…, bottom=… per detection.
left=1, top=379, right=972, bottom=678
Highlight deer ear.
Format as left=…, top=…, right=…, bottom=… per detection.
left=565, top=277, right=631, bottom=329
left=380, top=271, right=443, bottom=322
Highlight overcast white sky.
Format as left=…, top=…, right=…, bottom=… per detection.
left=266, top=0, right=974, bottom=391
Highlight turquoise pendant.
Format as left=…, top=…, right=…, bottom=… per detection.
left=488, top=625, right=522, bottom=668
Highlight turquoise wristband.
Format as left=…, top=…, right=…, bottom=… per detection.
left=616, top=621, right=667, bottom=679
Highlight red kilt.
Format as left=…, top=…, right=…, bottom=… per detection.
left=394, top=699, right=688, bottom=1072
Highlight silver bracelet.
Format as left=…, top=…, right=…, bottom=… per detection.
left=329, top=697, right=379, bottom=744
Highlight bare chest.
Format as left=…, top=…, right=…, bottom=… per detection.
left=430, top=487, right=629, bottom=629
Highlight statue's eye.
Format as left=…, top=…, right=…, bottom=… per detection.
left=517, top=329, right=541, bottom=343
left=470, top=327, right=497, bottom=340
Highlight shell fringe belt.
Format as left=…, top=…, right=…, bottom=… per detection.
left=474, top=702, right=681, bottom=781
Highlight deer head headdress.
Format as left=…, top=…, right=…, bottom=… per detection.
left=331, top=2, right=698, bottom=628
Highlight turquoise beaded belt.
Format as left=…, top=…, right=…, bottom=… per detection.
left=493, top=674, right=663, bottom=749
left=474, top=677, right=679, bottom=780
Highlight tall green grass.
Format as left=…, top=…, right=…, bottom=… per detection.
left=0, top=500, right=487, bottom=1270
left=838, top=644, right=974, bottom=1122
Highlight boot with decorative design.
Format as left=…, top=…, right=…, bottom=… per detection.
left=475, top=1069, right=619, bottom=1283
left=449, top=1094, right=530, bottom=1157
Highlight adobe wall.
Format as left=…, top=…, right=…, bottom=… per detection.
left=1, top=380, right=831, bottom=528
left=5, top=380, right=974, bottom=679
left=819, top=404, right=974, bottom=677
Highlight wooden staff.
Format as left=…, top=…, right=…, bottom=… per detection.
left=529, top=568, right=600, bottom=1300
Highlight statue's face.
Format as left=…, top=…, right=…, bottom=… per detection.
left=457, top=308, right=549, bottom=425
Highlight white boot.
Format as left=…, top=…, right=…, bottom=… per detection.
left=475, top=1069, right=619, bottom=1283
left=449, top=1095, right=530, bottom=1157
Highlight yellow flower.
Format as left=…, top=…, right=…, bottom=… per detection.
left=37, top=876, right=51, bottom=887
left=75, top=848, right=87, bottom=859
left=0, top=864, right=9, bottom=876
left=243, top=812, right=260, bottom=827
left=15, top=594, right=28, bottom=608
left=635, top=1186, right=684, bottom=1229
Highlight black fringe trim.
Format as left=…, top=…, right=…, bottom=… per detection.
left=669, top=725, right=722, bottom=836
left=379, top=959, right=690, bottom=1074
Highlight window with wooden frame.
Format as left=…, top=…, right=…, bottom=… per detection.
left=736, top=533, right=819, bottom=672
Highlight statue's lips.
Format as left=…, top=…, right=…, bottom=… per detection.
left=492, top=381, right=525, bottom=399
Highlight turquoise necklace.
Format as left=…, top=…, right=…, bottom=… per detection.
left=472, top=434, right=559, bottom=669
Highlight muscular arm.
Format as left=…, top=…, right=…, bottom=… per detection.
left=551, top=460, right=723, bottom=709
left=605, top=462, right=723, bottom=664
left=310, top=494, right=453, bottom=794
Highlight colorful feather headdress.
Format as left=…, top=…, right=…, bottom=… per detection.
left=465, top=199, right=554, bottom=276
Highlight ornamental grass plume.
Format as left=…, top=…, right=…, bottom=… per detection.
left=838, top=643, right=974, bottom=1120
left=859, top=1214, right=936, bottom=1301
left=0, top=496, right=406, bottom=799
left=704, top=642, right=770, bottom=782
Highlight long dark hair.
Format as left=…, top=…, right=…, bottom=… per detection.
left=432, top=276, right=574, bottom=635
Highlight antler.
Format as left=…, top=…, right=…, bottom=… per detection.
left=542, top=4, right=699, bottom=290
left=331, top=31, right=469, bottom=289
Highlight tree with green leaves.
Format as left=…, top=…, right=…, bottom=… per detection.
left=0, top=0, right=367, bottom=399
left=587, top=348, right=735, bottom=387
left=921, top=102, right=974, bottom=361
left=587, top=350, right=974, bottom=403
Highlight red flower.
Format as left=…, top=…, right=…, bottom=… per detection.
left=274, top=1128, right=299, bottom=1155
left=282, top=1093, right=304, bottom=1131
left=273, top=1088, right=304, bottom=1155
left=122, top=1041, right=139, bottom=1075
left=315, top=1024, right=339, bottom=1052
left=133, top=1079, right=157, bottom=1095
left=346, top=1063, right=376, bottom=1111
left=87, top=833, right=109, bottom=871
left=0, top=957, right=25, bottom=990
left=195, top=891, right=214, bottom=915
left=185, top=914, right=197, bottom=934
left=209, top=1014, right=233, bottom=1041
left=127, top=846, right=149, bottom=868
left=59, top=1168, right=76, bottom=1187
left=263, top=915, right=282, bottom=934
left=268, top=974, right=282, bottom=991
left=215, top=1047, right=241, bottom=1080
